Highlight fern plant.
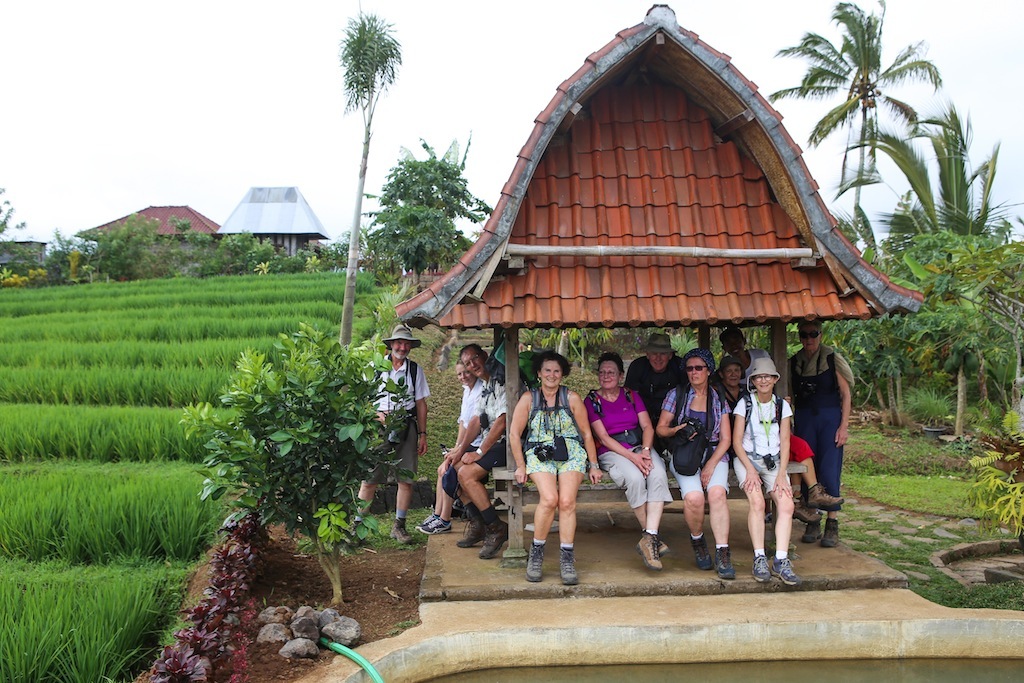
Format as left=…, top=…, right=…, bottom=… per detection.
left=968, top=412, right=1024, bottom=548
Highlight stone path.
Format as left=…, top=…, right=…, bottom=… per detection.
left=843, top=497, right=1023, bottom=586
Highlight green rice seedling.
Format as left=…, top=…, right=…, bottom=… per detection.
left=0, top=559, right=187, bottom=683
left=0, top=404, right=206, bottom=462
left=0, top=338, right=278, bottom=369
left=0, top=366, right=230, bottom=405
left=0, top=462, right=223, bottom=563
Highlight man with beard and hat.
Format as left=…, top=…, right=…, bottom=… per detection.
left=358, top=324, right=430, bottom=544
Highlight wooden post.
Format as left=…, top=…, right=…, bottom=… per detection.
left=501, top=326, right=527, bottom=566
left=697, top=324, right=710, bottom=350
left=771, top=321, right=789, bottom=399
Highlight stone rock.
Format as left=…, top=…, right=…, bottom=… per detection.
left=257, top=623, right=292, bottom=644
left=291, top=616, right=320, bottom=641
left=880, top=537, right=905, bottom=548
left=322, top=616, right=361, bottom=647
left=904, top=570, right=932, bottom=581
left=893, top=526, right=919, bottom=535
left=318, top=608, right=342, bottom=629
left=294, top=605, right=319, bottom=622
left=933, top=528, right=960, bottom=540
left=258, top=606, right=294, bottom=625
left=279, top=638, right=320, bottom=659
left=958, top=518, right=979, bottom=527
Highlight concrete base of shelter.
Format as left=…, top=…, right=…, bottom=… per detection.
left=295, top=501, right=1024, bottom=683
left=423, top=501, right=906, bottom=601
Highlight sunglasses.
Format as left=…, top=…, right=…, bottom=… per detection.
left=685, top=365, right=708, bottom=372
left=798, top=330, right=821, bottom=339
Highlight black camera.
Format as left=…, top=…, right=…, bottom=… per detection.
left=534, top=443, right=556, bottom=462
left=679, top=417, right=702, bottom=441
left=480, top=413, right=490, bottom=430
left=796, top=378, right=817, bottom=401
left=761, top=454, right=777, bottom=471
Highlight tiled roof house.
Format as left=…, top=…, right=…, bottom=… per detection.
left=89, top=206, right=220, bottom=236
left=396, top=5, right=920, bottom=336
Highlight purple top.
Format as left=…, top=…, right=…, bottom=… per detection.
left=584, top=388, right=648, bottom=455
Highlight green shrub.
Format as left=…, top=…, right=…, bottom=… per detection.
left=904, top=387, right=953, bottom=426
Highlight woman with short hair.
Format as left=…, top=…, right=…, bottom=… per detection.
left=509, top=351, right=601, bottom=585
left=585, top=352, right=671, bottom=571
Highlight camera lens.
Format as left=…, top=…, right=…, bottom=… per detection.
left=762, top=455, right=777, bottom=471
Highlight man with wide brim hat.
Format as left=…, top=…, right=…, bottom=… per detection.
left=624, top=331, right=684, bottom=430
left=358, top=323, right=430, bottom=544
left=383, top=324, right=422, bottom=349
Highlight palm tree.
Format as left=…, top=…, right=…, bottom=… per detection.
left=338, top=13, right=402, bottom=345
left=872, top=104, right=1012, bottom=253
left=770, top=1, right=941, bottom=249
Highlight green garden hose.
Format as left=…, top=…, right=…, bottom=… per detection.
left=318, top=637, right=385, bottom=683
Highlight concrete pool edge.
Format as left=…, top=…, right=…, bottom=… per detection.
left=296, top=590, right=1024, bottom=683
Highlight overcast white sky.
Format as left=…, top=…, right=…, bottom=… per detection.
left=3, top=0, right=1022, bottom=245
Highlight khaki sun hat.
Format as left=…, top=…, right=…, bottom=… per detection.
left=746, top=357, right=780, bottom=392
left=383, top=324, right=422, bottom=349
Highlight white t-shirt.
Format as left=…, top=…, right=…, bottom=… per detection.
left=734, top=395, right=792, bottom=456
left=374, top=357, right=431, bottom=413
left=459, top=379, right=484, bottom=448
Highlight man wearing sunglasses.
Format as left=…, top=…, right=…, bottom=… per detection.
left=789, top=320, right=854, bottom=548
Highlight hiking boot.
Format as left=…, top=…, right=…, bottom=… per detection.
left=771, top=557, right=802, bottom=586
left=690, top=535, right=713, bottom=570
left=657, top=538, right=670, bottom=556
left=751, top=555, right=771, bottom=583
left=821, top=518, right=840, bottom=548
left=390, top=518, right=412, bottom=544
left=456, top=516, right=486, bottom=548
left=715, top=546, right=736, bottom=580
left=560, top=547, right=579, bottom=585
left=793, top=501, right=823, bottom=524
left=478, top=519, right=508, bottom=559
left=807, top=483, right=844, bottom=508
left=801, top=519, right=822, bottom=544
left=421, top=516, right=452, bottom=535
left=526, top=543, right=545, bottom=582
left=415, top=514, right=440, bottom=534
left=636, top=532, right=663, bottom=571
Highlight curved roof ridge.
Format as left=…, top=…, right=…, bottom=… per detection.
left=396, top=5, right=920, bottom=326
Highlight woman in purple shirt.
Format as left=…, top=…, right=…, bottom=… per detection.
left=585, top=352, right=671, bottom=572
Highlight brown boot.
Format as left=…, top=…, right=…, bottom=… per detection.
left=793, top=501, right=823, bottom=524
left=807, top=483, right=844, bottom=508
left=390, top=518, right=412, bottom=544
left=456, top=516, right=486, bottom=548
left=635, top=532, right=663, bottom=571
left=821, top=518, right=840, bottom=548
left=478, top=519, right=509, bottom=559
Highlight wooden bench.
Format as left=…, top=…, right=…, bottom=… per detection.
left=490, top=462, right=806, bottom=557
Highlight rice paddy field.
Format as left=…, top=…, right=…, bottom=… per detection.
left=0, top=271, right=376, bottom=682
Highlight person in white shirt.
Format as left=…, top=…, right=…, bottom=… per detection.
left=358, top=324, right=430, bottom=544
left=732, top=357, right=801, bottom=586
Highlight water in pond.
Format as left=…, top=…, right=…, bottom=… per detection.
left=426, top=659, right=1022, bottom=682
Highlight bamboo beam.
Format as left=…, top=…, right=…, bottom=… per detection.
left=505, top=244, right=814, bottom=259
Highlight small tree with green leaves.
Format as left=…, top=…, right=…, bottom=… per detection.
left=182, top=324, right=408, bottom=605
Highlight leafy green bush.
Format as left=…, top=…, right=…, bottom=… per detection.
left=184, top=324, right=401, bottom=605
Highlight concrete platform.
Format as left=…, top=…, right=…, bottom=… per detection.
left=422, top=501, right=907, bottom=601
left=296, top=501, right=1024, bottom=683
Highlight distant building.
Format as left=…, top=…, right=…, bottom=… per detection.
left=89, top=206, right=221, bottom=236
left=0, top=240, right=46, bottom=266
left=219, top=187, right=328, bottom=256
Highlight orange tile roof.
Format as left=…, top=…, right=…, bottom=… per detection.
left=396, top=6, right=921, bottom=330
left=90, top=206, right=220, bottom=236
